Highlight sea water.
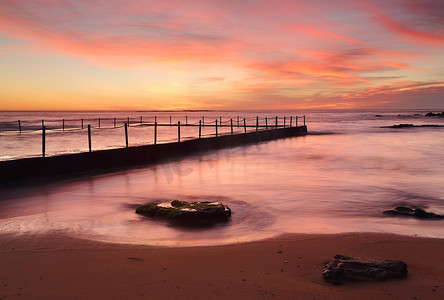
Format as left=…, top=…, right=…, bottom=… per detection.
left=0, top=109, right=443, bottom=246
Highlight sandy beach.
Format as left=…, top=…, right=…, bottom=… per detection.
left=2, top=0, right=444, bottom=297
left=1, top=232, right=444, bottom=299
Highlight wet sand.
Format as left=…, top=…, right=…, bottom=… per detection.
left=1, top=232, right=444, bottom=299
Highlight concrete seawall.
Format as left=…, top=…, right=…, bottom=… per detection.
left=0, top=125, right=307, bottom=185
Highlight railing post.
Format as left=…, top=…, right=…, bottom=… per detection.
left=42, top=126, right=46, bottom=158
left=215, top=119, right=218, bottom=137
left=290, top=116, right=292, bottom=127
left=81, top=119, right=84, bottom=129
left=155, top=116, right=157, bottom=123
left=18, top=120, right=21, bottom=133
left=230, top=119, right=233, bottom=135
left=283, top=117, right=286, bottom=128
left=98, top=118, right=101, bottom=128
left=275, top=116, right=278, bottom=129
left=170, top=116, right=172, bottom=126
left=202, top=116, right=205, bottom=126
left=304, top=115, right=306, bottom=126
left=88, top=125, right=92, bottom=152
left=199, top=120, right=202, bottom=138
left=296, top=116, right=298, bottom=127
left=265, top=117, right=268, bottom=130
left=62, top=119, right=65, bottom=131
left=154, top=122, right=157, bottom=144
left=42, top=120, right=44, bottom=128
left=127, top=117, right=130, bottom=125
left=178, top=121, right=181, bottom=142
left=140, top=116, right=143, bottom=125
left=237, top=116, right=239, bottom=127
left=243, top=118, right=246, bottom=133
left=125, top=123, right=128, bottom=148
left=114, top=118, right=116, bottom=128
left=220, top=116, right=222, bottom=124
left=186, top=116, right=188, bottom=125
left=256, top=116, right=258, bottom=131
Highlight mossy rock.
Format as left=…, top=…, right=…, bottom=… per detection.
left=136, top=200, right=231, bottom=226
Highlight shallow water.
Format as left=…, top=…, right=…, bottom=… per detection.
left=0, top=109, right=443, bottom=246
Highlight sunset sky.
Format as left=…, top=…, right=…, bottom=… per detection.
left=0, top=0, right=443, bottom=110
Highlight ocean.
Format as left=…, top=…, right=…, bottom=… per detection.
left=0, top=109, right=443, bottom=246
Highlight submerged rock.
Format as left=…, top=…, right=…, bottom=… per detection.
left=381, top=124, right=444, bottom=128
left=425, top=112, right=444, bottom=117
left=393, top=123, right=413, bottom=128
left=382, top=124, right=414, bottom=128
left=322, top=254, right=408, bottom=285
left=383, top=206, right=442, bottom=219
left=135, top=200, right=231, bottom=226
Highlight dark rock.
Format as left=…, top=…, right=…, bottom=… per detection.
left=425, top=112, right=444, bottom=117
left=420, top=124, right=444, bottom=127
left=381, top=124, right=413, bottom=128
left=127, top=257, right=144, bottom=262
left=391, top=124, right=414, bottom=128
left=383, top=206, right=442, bottom=219
left=322, top=254, right=408, bottom=285
left=136, top=200, right=231, bottom=226
left=381, top=124, right=444, bottom=128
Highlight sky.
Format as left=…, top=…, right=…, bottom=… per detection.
left=0, top=0, right=443, bottom=111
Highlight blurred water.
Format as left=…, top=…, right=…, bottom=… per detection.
left=0, top=109, right=443, bottom=246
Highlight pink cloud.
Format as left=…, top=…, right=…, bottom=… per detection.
left=248, top=59, right=368, bottom=86
left=225, top=81, right=444, bottom=110
left=0, top=0, right=443, bottom=109
left=0, top=0, right=438, bottom=68
left=356, top=0, right=444, bottom=45
left=375, top=13, right=444, bottom=45
left=344, top=81, right=444, bottom=99
left=0, top=0, right=243, bottom=65
left=283, top=23, right=364, bottom=45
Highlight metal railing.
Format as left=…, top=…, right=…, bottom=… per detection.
left=0, top=115, right=306, bottom=158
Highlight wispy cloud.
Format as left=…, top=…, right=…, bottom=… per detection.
left=0, top=0, right=443, bottom=109
left=344, top=81, right=444, bottom=99
left=357, top=0, right=444, bottom=45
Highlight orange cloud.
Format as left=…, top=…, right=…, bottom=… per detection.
left=283, top=23, right=363, bottom=45
left=344, top=81, right=444, bottom=99
left=0, top=0, right=443, bottom=110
